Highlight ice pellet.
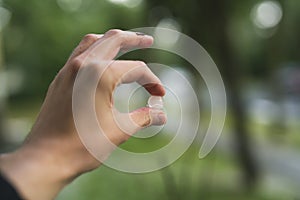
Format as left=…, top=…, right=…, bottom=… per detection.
left=147, top=96, right=164, bottom=110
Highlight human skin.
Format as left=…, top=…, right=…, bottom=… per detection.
left=0, top=29, right=166, bottom=200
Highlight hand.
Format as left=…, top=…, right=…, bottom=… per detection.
left=0, top=29, right=166, bottom=200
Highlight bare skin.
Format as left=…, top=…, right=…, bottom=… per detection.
left=0, top=29, right=166, bottom=200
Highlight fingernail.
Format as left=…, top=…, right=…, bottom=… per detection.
left=136, top=32, right=146, bottom=36
left=158, top=113, right=167, bottom=124
left=150, top=110, right=167, bottom=125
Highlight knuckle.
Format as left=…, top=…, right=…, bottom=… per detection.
left=105, top=29, right=123, bottom=37
left=70, top=57, right=83, bottom=71
left=82, top=34, right=98, bottom=43
left=135, top=61, right=147, bottom=68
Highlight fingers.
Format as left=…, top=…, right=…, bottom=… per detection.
left=113, top=107, right=166, bottom=137
left=130, top=107, right=167, bottom=127
left=102, top=60, right=165, bottom=96
left=67, top=30, right=153, bottom=76
left=83, top=29, right=153, bottom=60
left=102, top=60, right=167, bottom=137
left=69, top=34, right=103, bottom=60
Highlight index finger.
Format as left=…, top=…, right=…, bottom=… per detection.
left=101, top=60, right=165, bottom=96
left=83, top=29, right=154, bottom=60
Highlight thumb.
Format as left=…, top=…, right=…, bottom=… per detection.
left=113, top=107, right=167, bottom=138
left=130, top=107, right=167, bottom=128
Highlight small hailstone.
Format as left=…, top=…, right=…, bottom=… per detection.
left=147, top=96, right=164, bottom=110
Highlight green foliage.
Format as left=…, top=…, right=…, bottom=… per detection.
left=2, top=0, right=300, bottom=199
left=3, top=0, right=146, bottom=99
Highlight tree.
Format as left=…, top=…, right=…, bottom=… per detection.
left=146, top=0, right=258, bottom=187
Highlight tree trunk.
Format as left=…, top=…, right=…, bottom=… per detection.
left=0, top=31, right=6, bottom=148
left=199, top=0, right=259, bottom=187
left=146, top=0, right=258, bottom=188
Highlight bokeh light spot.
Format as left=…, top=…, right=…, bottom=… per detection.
left=57, top=0, right=82, bottom=12
left=251, top=1, right=283, bottom=29
left=107, top=0, right=143, bottom=8
left=0, top=7, right=11, bottom=31
left=154, top=18, right=181, bottom=47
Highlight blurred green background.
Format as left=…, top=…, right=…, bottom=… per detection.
left=1, top=0, right=300, bottom=199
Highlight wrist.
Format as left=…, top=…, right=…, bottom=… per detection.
left=0, top=147, right=68, bottom=200
left=0, top=131, right=100, bottom=200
